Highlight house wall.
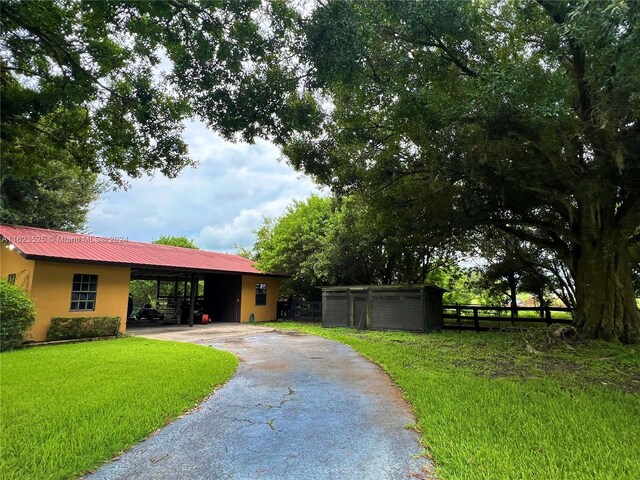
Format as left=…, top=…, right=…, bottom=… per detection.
left=0, top=244, right=35, bottom=293
left=27, top=261, right=131, bottom=342
left=239, top=275, right=280, bottom=323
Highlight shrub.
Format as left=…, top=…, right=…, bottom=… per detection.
left=0, top=278, right=36, bottom=351
left=47, top=317, right=121, bottom=341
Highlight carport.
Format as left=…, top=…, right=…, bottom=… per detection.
left=121, top=242, right=284, bottom=327
left=130, top=268, right=244, bottom=326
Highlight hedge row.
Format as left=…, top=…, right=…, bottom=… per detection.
left=47, top=316, right=121, bottom=341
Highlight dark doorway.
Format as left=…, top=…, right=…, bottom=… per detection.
left=203, top=274, right=242, bottom=323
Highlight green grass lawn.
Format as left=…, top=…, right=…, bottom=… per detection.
left=0, top=337, right=237, bottom=480
left=263, top=322, right=640, bottom=480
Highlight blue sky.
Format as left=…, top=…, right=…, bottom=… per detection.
left=87, top=119, right=325, bottom=252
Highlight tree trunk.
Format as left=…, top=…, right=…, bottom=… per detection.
left=538, top=289, right=545, bottom=318
left=573, top=237, right=640, bottom=344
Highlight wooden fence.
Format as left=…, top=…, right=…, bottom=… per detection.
left=277, top=300, right=322, bottom=322
left=277, top=299, right=575, bottom=330
left=442, top=304, right=574, bottom=331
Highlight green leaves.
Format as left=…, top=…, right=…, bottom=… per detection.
left=253, top=195, right=332, bottom=298
left=280, top=0, right=640, bottom=252
left=0, top=0, right=306, bottom=187
left=250, top=193, right=456, bottom=298
left=0, top=278, right=36, bottom=351
left=240, top=0, right=640, bottom=339
left=1, top=0, right=309, bottom=230
left=152, top=235, right=199, bottom=249
left=0, top=105, right=102, bottom=231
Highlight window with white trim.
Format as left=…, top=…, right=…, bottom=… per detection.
left=70, top=274, right=98, bottom=311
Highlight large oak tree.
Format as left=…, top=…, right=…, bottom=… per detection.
left=273, top=0, right=640, bottom=342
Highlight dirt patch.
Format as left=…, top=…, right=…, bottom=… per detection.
left=452, top=347, right=640, bottom=394
left=479, top=360, right=531, bottom=379
left=544, top=358, right=581, bottom=374
left=582, top=376, right=640, bottom=394
left=581, top=372, right=640, bottom=394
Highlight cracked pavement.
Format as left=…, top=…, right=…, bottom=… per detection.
left=85, top=324, right=433, bottom=480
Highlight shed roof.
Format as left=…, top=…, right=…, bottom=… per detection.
left=0, top=224, right=282, bottom=277
left=321, top=285, right=447, bottom=292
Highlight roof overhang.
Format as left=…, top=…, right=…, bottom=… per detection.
left=17, top=253, right=289, bottom=279
left=320, top=284, right=448, bottom=292
left=0, top=225, right=290, bottom=278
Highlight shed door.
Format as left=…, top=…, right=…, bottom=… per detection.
left=322, top=293, right=349, bottom=327
left=352, top=297, right=367, bottom=329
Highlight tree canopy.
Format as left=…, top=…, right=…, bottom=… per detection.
left=249, top=0, right=640, bottom=342
left=252, top=195, right=333, bottom=299
left=152, top=235, right=198, bottom=249
left=0, top=158, right=101, bottom=231
left=249, top=194, right=455, bottom=299
left=1, top=0, right=313, bottom=184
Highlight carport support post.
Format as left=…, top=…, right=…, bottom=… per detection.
left=188, top=273, right=197, bottom=327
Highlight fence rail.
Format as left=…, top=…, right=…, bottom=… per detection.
left=277, top=299, right=575, bottom=331
left=277, top=300, right=322, bottom=322
left=442, top=304, right=574, bottom=331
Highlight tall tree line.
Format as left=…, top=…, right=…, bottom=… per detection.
left=248, top=195, right=458, bottom=300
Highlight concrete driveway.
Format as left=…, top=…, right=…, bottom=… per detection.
left=86, top=323, right=433, bottom=480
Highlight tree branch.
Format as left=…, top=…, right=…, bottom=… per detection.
left=536, top=1, right=568, bottom=25
left=495, top=224, right=573, bottom=260
left=379, top=26, right=479, bottom=78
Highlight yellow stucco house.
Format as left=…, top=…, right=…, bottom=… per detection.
left=0, top=224, right=283, bottom=342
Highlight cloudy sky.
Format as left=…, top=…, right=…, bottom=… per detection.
left=87, top=120, right=326, bottom=252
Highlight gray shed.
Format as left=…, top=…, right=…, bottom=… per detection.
left=321, top=285, right=445, bottom=332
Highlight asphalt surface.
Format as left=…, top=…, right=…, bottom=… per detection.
left=86, top=324, right=433, bottom=480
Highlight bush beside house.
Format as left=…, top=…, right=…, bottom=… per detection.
left=0, top=278, right=36, bottom=351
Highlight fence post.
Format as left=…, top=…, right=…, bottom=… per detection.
left=473, top=307, right=480, bottom=332
left=545, top=307, right=552, bottom=326
left=456, top=303, right=461, bottom=331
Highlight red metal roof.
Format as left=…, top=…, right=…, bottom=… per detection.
left=0, top=224, right=277, bottom=276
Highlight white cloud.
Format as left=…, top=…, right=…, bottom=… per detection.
left=194, top=209, right=264, bottom=251
left=88, top=119, right=327, bottom=252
